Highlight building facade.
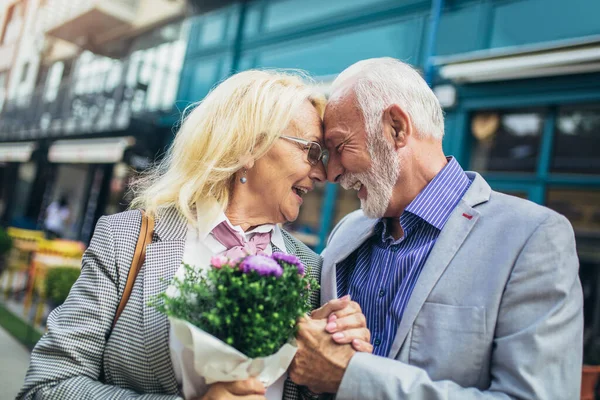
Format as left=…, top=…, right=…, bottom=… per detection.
left=178, top=0, right=600, bottom=251
left=0, top=0, right=189, bottom=241
left=0, top=0, right=598, bottom=361
left=177, top=0, right=600, bottom=349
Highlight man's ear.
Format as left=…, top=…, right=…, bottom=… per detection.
left=382, top=104, right=411, bottom=150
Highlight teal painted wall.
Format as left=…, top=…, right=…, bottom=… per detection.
left=179, top=0, right=600, bottom=102
left=244, top=18, right=425, bottom=75
left=176, top=0, right=600, bottom=247
left=490, top=0, right=600, bottom=48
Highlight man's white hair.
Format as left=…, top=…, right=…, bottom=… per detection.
left=331, top=57, right=444, bottom=140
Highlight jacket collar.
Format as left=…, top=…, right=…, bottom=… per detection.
left=153, top=206, right=189, bottom=242
left=321, top=171, right=492, bottom=305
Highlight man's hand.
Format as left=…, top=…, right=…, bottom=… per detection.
left=197, top=379, right=266, bottom=400
left=311, top=295, right=373, bottom=353
left=289, top=317, right=356, bottom=394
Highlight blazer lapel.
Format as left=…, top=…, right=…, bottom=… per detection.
left=388, top=172, right=491, bottom=358
left=280, top=230, right=323, bottom=310
left=321, top=216, right=377, bottom=304
left=142, top=207, right=187, bottom=393
left=280, top=230, right=296, bottom=254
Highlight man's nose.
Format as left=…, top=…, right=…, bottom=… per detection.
left=326, top=153, right=343, bottom=183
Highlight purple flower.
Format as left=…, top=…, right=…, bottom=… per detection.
left=272, top=252, right=305, bottom=276
left=240, top=255, right=283, bottom=277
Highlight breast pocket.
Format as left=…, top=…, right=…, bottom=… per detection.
left=409, top=302, right=487, bottom=387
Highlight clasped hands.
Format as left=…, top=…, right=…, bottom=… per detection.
left=289, top=294, right=372, bottom=394
left=199, top=295, right=372, bottom=399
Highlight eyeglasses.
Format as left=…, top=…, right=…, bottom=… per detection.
left=280, top=136, right=329, bottom=166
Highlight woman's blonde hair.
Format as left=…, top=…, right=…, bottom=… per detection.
left=130, top=69, right=326, bottom=225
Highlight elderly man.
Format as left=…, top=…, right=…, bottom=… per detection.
left=290, top=57, right=583, bottom=399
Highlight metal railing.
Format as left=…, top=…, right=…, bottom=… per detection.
left=0, top=52, right=182, bottom=142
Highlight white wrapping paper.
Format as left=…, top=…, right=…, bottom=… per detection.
left=170, top=317, right=297, bottom=400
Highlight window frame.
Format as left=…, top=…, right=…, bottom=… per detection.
left=465, top=104, right=600, bottom=203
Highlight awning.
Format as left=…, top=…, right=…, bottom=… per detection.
left=0, top=142, right=36, bottom=162
left=48, top=137, right=135, bottom=164
left=436, top=35, right=600, bottom=83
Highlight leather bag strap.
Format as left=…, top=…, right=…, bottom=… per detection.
left=112, top=210, right=155, bottom=329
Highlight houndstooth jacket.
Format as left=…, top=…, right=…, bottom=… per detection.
left=18, top=207, right=322, bottom=400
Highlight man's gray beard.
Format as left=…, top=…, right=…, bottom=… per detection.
left=340, top=128, right=400, bottom=219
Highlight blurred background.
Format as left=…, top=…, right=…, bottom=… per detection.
left=0, top=0, right=599, bottom=397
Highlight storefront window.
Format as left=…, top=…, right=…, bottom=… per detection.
left=0, top=71, right=6, bottom=112
left=552, top=104, right=600, bottom=175
left=0, top=165, right=8, bottom=218
left=547, top=188, right=600, bottom=230
left=44, top=62, right=64, bottom=102
left=546, top=189, right=600, bottom=260
left=469, top=110, right=544, bottom=173
left=104, top=163, right=134, bottom=216
left=48, top=164, right=91, bottom=239
left=8, top=162, right=37, bottom=227
left=547, top=189, right=600, bottom=352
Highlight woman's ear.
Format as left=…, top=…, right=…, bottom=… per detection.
left=240, top=155, right=255, bottom=170
left=382, top=104, right=412, bottom=150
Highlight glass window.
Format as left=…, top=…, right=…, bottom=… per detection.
left=546, top=189, right=600, bottom=238
left=0, top=71, right=6, bottom=112
left=547, top=188, right=600, bottom=356
left=44, top=62, right=64, bottom=102
left=49, top=164, right=91, bottom=239
left=20, top=62, right=30, bottom=83
left=552, top=104, right=600, bottom=175
left=491, top=0, right=600, bottom=49
left=8, top=162, right=37, bottom=226
left=254, top=17, right=423, bottom=77
left=262, top=0, right=392, bottom=34
left=469, top=110, right=544, bottom=173
left=0, top=166, right=9, bottom=218
left=104, top=163, right=136, bottom=217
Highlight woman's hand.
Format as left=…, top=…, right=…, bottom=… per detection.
left=198, top=378, right=267, bottom=400
left=311, top=295, right=374, bottom=353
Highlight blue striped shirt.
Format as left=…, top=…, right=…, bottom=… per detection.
left=337, top=157, right=471, bottom=357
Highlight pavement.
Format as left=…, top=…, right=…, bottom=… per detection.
left=0, top=326, right=31, bottom=400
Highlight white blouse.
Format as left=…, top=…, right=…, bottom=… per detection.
left=169, top=199, right=288, bottom=400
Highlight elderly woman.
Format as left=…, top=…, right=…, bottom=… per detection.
left=17, top=71, right=369, bottom=400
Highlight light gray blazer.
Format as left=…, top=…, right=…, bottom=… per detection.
left=18, top=207, right=322, bottom=400
left=321, top=172, right=583, bottom=399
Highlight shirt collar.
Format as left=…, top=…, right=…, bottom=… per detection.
left=269, top=226, right=287, bottom=254
left=195, top=197, right=281, bottom=248
left=404, top=157, right=471, bottom=230
left=195, top=197, right=226, bottom=240
left=377, top=212, right=422, bottom=245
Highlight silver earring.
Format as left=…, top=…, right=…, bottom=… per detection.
left=240, top=169, right=247, bottom=184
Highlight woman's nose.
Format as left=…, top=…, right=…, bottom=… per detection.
left=309, top=161, right=326, bottom=183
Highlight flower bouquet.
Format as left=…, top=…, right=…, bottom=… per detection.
left=154, top=252, right=318, bottom=399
